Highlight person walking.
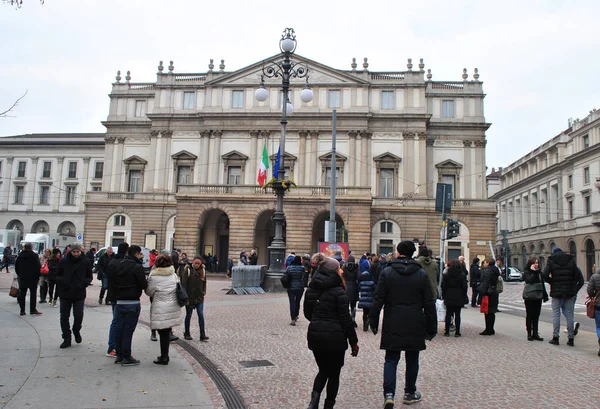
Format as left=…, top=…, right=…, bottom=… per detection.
left=54, top=243, right=93, bottom=348
left=469, top=257, right=482, bottom=307
left=358, top=260, right=376, bottom=332
left=542, top=248, right=584, bottom=346
left=105, top=243, right=128, bottom=356
left=113, top=245, right=147, bottom=366
left=3, top=243, right=13, bottom=273
left=145, top=254, right=182, bottom=364
left=181, top=257, right=209, bottom=341
left=416, top=246, right=439, bottom=300
left=587, top=268, right=600, bottom=356
left=47, top=248, right=61, bottom=307
left=283, top=255, right=305, bottom=326
left=441, top=260, right=468, bottom=337
left=522, top=257, right=549, bottom=341
left=15, top=243, right=43, bottom=316
left=369, top=241, right=437, bottom=407
left=342, top=255, right=360, bottom=327
left=478, top=258, right=501, bottom=336
left=304, top=254, right=359, bottom=409
left=38, top=248, right=52, bottom=304
left=97, top=246, right=115, bottom=305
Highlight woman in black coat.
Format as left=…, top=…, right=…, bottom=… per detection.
left=469, top=257, right=482, bottom=307
left=522, top=256, right=548, bottom=341
left=478, top=257, right=500, bottom=335
left=441, top=260, right=468, bottom=337
left=304, top=254, right=359, bottom=409
left=342, top=255, right=360, bottom=327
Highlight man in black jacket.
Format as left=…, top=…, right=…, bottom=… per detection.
left=104, top=243, right=128, bottom=358
left=97, top=247, right=114, bottom=305
left=15, top=243, right=42, bottom=316
left=370, top=241, right=437, bottom=408
left=542, top=248, right=585, bottom=346
left=469, top=258, right=482, bottom=307
left=55, top=243, right=93, bottom=348
left=113, top=245, right=147, bottom=366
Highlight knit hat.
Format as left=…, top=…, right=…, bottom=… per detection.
left=70, top=242, right=83, bottom=252
left=319, top=256, right=340, bottom=272
left=552, top=247, right=563, bottom=254
left=397, top=241, right=416, bottom=258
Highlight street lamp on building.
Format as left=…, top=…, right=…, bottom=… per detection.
left=256, top=28, right=313, bottom=291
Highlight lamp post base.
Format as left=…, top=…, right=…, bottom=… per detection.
left=263, top=245, right=286, bottom=292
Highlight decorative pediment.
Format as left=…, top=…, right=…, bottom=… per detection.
left=205, top=53, right=370, bottom=87
left=564, top=191, right=574, bottom=199
left=373, top=152, right=402, bottom=162
left=319, top=152, right=347, bottom=162
left=171, top=150, right=198, bottom=160
left=221, top=150, right=249, bottom=161
left=123, top=155, right=148, bottom=165
left=435, top=159, right=462, bottom=169
left=269, top=151, right=297, bottom=162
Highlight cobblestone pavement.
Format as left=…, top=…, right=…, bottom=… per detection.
left=3, top=270, right=600, bottom=408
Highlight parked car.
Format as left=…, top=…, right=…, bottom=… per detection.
left=506, top=267, right=523, bottom=282
left=94, top=246, right=152, bottom=274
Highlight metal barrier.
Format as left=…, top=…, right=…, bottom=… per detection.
left=227, top=265, right=266, bottom=295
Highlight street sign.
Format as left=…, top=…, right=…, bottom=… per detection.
left=435, top=183, right=453, bottom=213
left=76, top=232, right=83, bottom=242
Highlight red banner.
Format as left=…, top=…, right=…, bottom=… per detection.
left=318, top=242, right=350, bottom=261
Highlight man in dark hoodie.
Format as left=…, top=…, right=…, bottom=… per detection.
left=113, top=245, right=147, bottom=366
left=55, top=242, right=93, bottom=348
left=105, top=242, right=129, bottom=358
left=542, top=248, right=584, bottom=346
left=15, top=242, right=42, bottom=316
left=370, top=241, right=437, bottom=408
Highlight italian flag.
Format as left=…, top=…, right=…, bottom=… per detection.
left=257, top=143, right=269, bottom=187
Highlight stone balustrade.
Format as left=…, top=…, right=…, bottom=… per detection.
left=85, top=191, right=176, bottom=203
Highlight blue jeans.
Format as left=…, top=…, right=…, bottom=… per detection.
left=107, top=303, right=117, bottom=351
left=383, top=350, right=420, bottom=396
left=552, top=297, right=574, bottom=338
left=287, top=289, right=304, bottom=320
left=114, top=303, right=141, bottom=359
left=595, top=309, right=600, bottom=340
left=185, top=303, right=205, bottom=334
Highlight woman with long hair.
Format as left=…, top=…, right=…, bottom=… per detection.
left=522, top=256, right=548, bottom=341
left=441, top=259, right=468, bottom=337
left=304, top=253, right=359, bottom=409
left=145, top=255, right=182, bottom=365
left=478, top=257, right=500, bottom=335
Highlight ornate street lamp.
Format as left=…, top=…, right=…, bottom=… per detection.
left=256, top=28, right=313, bottom=291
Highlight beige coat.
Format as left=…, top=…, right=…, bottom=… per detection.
left=145, top=266, right=182, bottom=330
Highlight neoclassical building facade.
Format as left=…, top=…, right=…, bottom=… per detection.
left=492, top=108, right=600, bottom=279
left=84, top=55, right=495, bottom=269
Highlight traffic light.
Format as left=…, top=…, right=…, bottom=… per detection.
left=447, top=219, right=460, bottom=239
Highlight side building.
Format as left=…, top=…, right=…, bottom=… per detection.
left=84, top=55, right=496, bottom=269
left=492, top=108, right=600, bottom=279
left=0, top=134, right=105, bottom=250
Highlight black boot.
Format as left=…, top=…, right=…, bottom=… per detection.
left=532, top=322, right=543, bottom=341
left=527, top=327, right=533, bottom=341
left=200, top=330, right=209, bottom=342
left=153, top=355, right=169, bottom=365
left=307, top=391, right=321, bottom=409
left=363, top=320, right=369, bottom=332
left=323, top=398, right=335, bottom=409
left=597, top=339, right=600, bottom=357
left=549, top=337, right=559, bottom=345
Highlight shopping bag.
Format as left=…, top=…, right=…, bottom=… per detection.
left=436, top=299, right=446, bottom=322
left=9, top=278, right=19, bottom=298
left=480, top=295, right=489, bottom=314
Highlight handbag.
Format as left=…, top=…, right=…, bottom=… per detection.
left=280, top=272, right=290, bottom=289
left=480, top=295, right=489, bottom=314
left=496, top=276, right=504, bottom=294
left=41, top=262, right=49, bottom=276
left=176, top=282, right=189, bottom=307
left=9, top=278, right=19, bottom=298
left=435, top=299, right=446, bottom=322
left=522, top=282, right=544, bottom=300
left=585, top=291, right=600, bottom=319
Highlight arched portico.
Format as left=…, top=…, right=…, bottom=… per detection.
left=254, top=209, right=286, bottom=266
left=311, top=211, right=345, bottom=253
left=198, top=208, right=230, bottom=272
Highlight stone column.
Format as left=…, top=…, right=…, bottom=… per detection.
left=149, top=130, right=160, bottom=190
left=200, top=131, right=210, bottom=184
left=403, top=132, right=415, bottom=194
left=103, top=137, right=115, bottom=191
left=249, top=130, right=258, bottom=185
left=115, top=137, right=126, bottom=191
left=463, top=140, right=474, bottom=198
left=54, top=157, right=65, bottom=212
left=304, top=131, right=312, bottom=185
left=298, top=131, right=307, bottom=186
left=81, top=157, right=90, bottom=211
left=355, top=132, right=363, bottom=186
left=362, top=131, right=372, bottom=187
left=29, top=157, right=39, bottom=211
left=348, top=131, right=357, bottom=186
left=4, top=157, right=14, bottom=210
left=310, top=131, right=319, bottom=185
left=417, top=132, right=427, bottom=196
left=475, top=140, right=486, bottom=198
left=212, top=130, right=222, bottom=184
left=425, top=138, right=434, bottom=197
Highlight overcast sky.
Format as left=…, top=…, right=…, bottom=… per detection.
left=1, top=0, right=598, bottom=171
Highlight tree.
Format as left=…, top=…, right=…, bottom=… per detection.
left=1, top=91, right=28, bottom=118
left=2, top=0, right=45, bottom=8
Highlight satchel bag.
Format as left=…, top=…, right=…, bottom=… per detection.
left=9, top=278, right=19, bottom=298
left=40, top=262, right=49, bottom=276
left=280, top=272, right=290, bottom=289
left=585, top=291, right=600, bottom=319
left=176, top=282, right=189, bottom=307
left=522, top=282, right=544, bottom=300
left=496, top=276, right=504, bottom=294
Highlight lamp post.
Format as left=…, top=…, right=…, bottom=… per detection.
left=255, top=28, right=313, bottom=291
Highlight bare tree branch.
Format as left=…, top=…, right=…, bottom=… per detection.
left=0, top=90, right=28, bottom=118
left=2, top=1, right=44, bottom=8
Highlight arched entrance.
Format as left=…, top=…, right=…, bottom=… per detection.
left=538, top=242, right=545, bottom=270
left=585, top=239, right=595, bottom=280
left=4, top=220, right=23, bottom=246
left=57, top=221, right=76, bottom=237
left=31, top=220, right=50, bottom=233
left=568, top=240, right=577, bottom=257
left=371, top=220, right=401, bottom=256
left=165, top=216, right=176, bottom=252
left=311, top=211, right=345, bottom=253
left=521, top=245, right=527, bottom=270
left=198, top=209, right=229, bottom=272
left=254, top=209, right=286, bottom=266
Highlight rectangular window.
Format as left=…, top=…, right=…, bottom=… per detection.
left=380, top=168, right=394, bottom=197
left=183, top=92, right=195, bottom=110
left=42, top=161, right=52, bottom=178
left=40, top=186, right=49, bottom=205
left=441, top=174, right=456, bottom=198
left=94, top=162, right=104, bottom=179
left=325, top=167, right=340, bottom=187
left=568, top=174, right=573, bottom=189
left=532, top=193, right=539, bottom=226
left=92, top=186, right=102, bottom=192
left=228, top=166, right=241, bottom=185
left=328, top=90, right=341, bottom=108
left=128, top=170, right=142, bottom=192
left=14, top=186, right=24, bottom=204
left=380, top=221, right=393, bottom=233
left=442, top=100, right=455, bottom=118
left=111, top=232, right=126, bottom=247
left=177, top=166, right=192, bottom=184
left=584, top=195, right=591, bottom=216
left=584, top=167, right=590, bottom=184
left=232, top=90, right=244, bottom=108
left=568, top=200, right=574, bottom=219
left=381, top=91, right=393, bottom=110
left=68, top=161, right=77, bottom=179
left=583, top=134, right=590, bottom=149
left=135, top=100, right=146, bottom=117
left=65, top=186, right=76, bottom=205
left=114, top=215, right=126, bottom=226
left=17, top=161, right=26, bottom=178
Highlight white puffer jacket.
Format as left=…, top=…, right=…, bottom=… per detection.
left=145, top=266, right=182, bottom=330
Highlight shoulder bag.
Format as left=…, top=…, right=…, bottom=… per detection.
left=41, top=262, right=49, bottom=276
left=280, top=272, right=290, bottom=289
left=9, top=278, right=19, bottom=298
left=585, top=290, right=600, bottom=319
left=523, top=282, right=544, bottom=300
left=176, top=276, right=189, bottom=307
